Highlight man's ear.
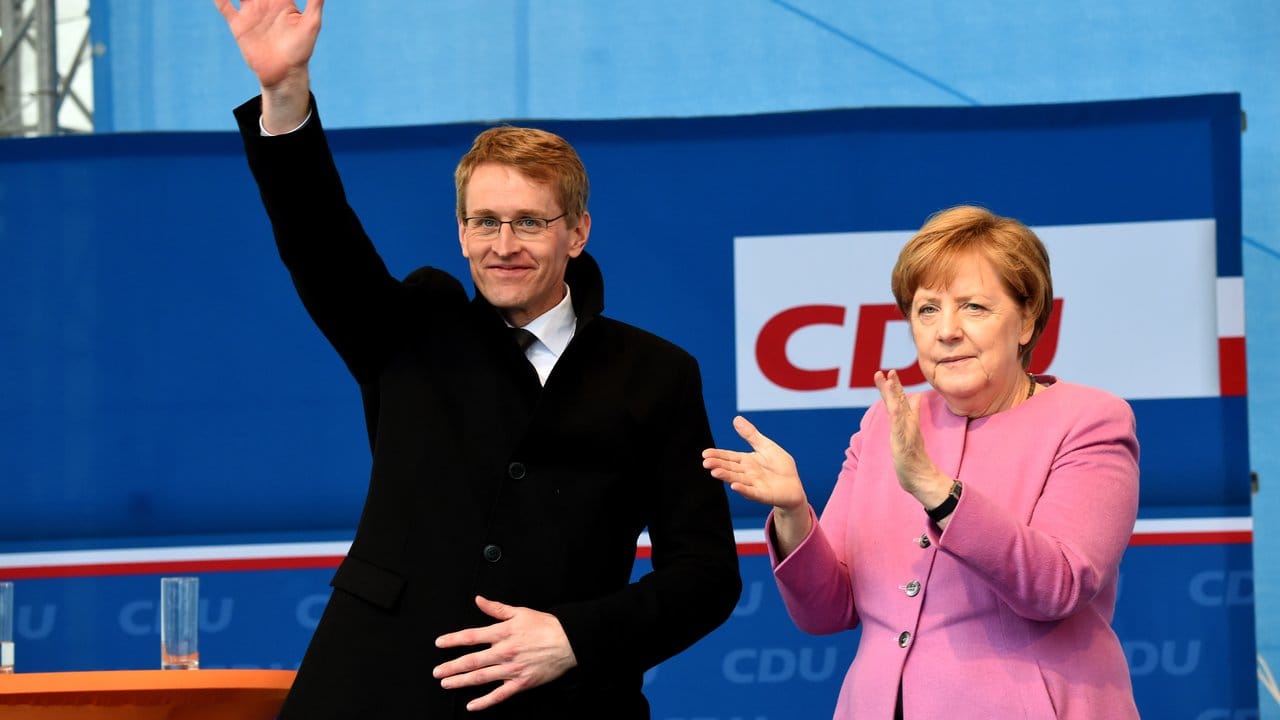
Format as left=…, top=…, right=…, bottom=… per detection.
left=568, top=211, right=590, bottom=257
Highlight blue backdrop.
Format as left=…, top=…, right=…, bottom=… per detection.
left=0, top=94, right=1252, bottom=718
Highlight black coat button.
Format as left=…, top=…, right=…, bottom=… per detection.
left=508, top=462, right=526, bottom=480
left=483, top=544, right=502, bottom=562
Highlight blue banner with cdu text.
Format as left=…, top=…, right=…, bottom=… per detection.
left=0, top=93, right=1251, bottom=718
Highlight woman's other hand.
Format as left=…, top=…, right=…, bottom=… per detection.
left=704, top=416, right=806, bottom=511
left=874, top=369, right=955, bottom=513
left=704, top=416, right=813, bottom=556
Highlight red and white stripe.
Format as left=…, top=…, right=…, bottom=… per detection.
left=1218, top=276, right=1247, bottom=396
left=0, top=517, right=1251, bottom=580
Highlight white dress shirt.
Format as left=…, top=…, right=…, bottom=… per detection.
left=511, top=285, right=577, bottom=386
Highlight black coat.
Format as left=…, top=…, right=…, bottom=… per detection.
left=234, top=98, right=741, bottom=719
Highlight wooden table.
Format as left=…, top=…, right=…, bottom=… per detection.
left=0, top=669, right=295, bottom=719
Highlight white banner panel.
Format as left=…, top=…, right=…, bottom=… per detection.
left=735, top=219, right=1218, bottom=411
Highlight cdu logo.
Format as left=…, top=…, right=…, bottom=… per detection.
left=754, top=300, right=1063, bottom=393
left=295, top=593, right=330, bottom=630
left=722, top=647, right=839, bottom=684
left=1188, top=570, right=1253, bottom=607
left=731, top=582, right=767, bottom=618
left=1123, top=640, right=1201, bottom=677
left=17, top=604, right=57, bottom=639
left=118, top=597, right=234, bottom=635
left=734, top=220, right=1224, bottom=412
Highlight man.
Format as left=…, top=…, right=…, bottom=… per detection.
left=213, top=1, right=741, bottom=717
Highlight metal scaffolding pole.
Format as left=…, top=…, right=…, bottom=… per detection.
left=0, top=0, right=93, bottom=137
left=0, top=0, right=28, bottom=134
left=33, top=0, right=55, bottom=135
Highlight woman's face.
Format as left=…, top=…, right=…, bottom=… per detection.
left=910, top=252, right=1035, bottom=418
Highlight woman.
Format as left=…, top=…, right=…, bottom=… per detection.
left=704, top=206, right=1140, bottom=719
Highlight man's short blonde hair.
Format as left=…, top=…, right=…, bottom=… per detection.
left=455, top=126, right=589, bottom=225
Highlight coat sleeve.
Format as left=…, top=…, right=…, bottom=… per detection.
left=549, top=354, right=742, bottom=674
left=232, top=96, right=463, bottom=384
left=928, top=391, right=1140, bottom=621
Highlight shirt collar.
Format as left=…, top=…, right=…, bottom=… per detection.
left=511, top=284, right=577, bottom=357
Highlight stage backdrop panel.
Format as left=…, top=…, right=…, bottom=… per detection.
left=0, top=94, right=1250, bottom=718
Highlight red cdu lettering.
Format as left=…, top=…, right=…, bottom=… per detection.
left=848, top=299, right=1064, bottom=386
left=1027, top=298, right=1064, bottom=374
left=756, top=299, right=1064, bottom=392
left=756, top=305, right=845, bottom=391
left=849, top=304, right=924, bottom=388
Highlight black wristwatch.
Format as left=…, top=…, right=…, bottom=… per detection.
left=925, top=480, right=963, bottom=523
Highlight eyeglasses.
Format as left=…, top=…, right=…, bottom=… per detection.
left=463, top=213, right=568, bottom=239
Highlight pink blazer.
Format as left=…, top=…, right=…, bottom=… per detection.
left=769, top=378, right=1140, bottom=719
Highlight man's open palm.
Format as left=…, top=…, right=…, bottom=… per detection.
left=213, top=0, right=323, bottom=89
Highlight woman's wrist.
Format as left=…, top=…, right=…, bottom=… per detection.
left=773, top=500, right=808, bottom=520
left=914, top=471, right=955, bottom=511
left=770, top=503, right=813, bottom=559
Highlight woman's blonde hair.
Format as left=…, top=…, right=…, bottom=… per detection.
left=891, top=205, right=1053, bottom=369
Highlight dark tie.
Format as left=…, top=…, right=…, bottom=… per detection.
left=510, top=327, right=538, bottom=352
